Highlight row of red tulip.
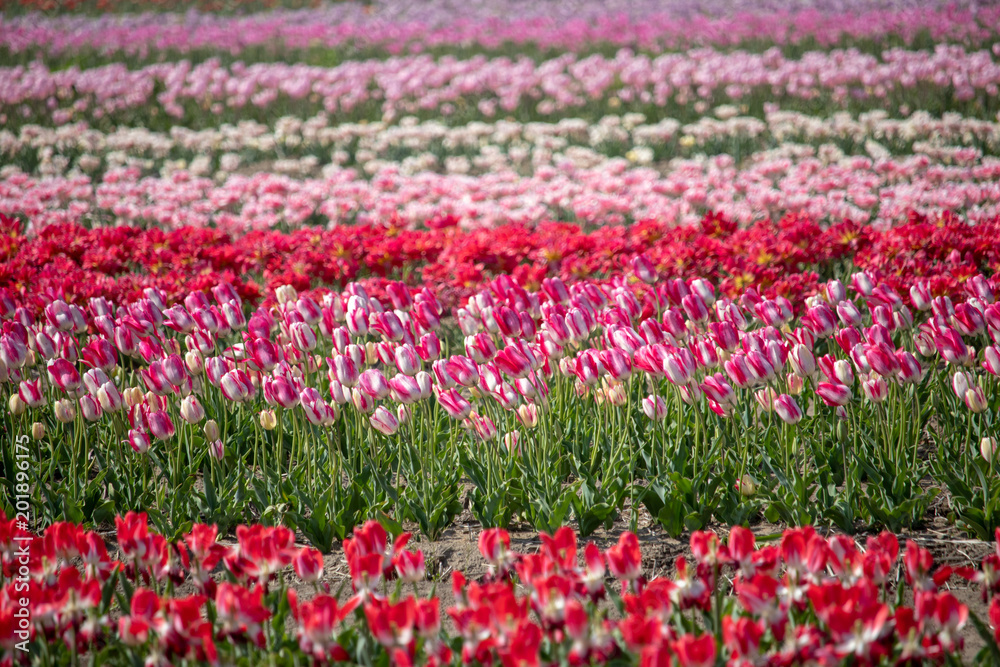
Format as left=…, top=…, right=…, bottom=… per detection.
left=4, top=511, right=1000, bottom=665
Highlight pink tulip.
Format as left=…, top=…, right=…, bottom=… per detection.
left=773, top=394, right=803, bottom=424
left=437, top=388, right=472, bottom=420
left=47, top=358, right=81, bottom=393
left=289, top=322, right=317, bottom=352
left=358, top=369, right=390, bottom=400
left=148, top=410, right=176, bottom=441
left=816, top=382, right=852, bottom=407
left=369, top=406, right=400, bottom=436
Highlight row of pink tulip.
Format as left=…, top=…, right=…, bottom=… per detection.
left=3, top=44, right=1000, bottom=127
left=4, top=2, right=998, bottom=59
left=3, top=151, right=999, bottom=231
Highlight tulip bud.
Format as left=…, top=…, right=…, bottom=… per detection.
left=209, top=439, right=225, bottom=460
left=517, top=402, right=539, bottom=428
left=31, top=422, right=45, bottom=440
left=124, top=387, right=144, bottom=409
left=981, top=437, right=997, bottom=464
left=276, top=285, right=298, bottom=305
left=54, top=398, right=76, bottom=423
left=786, top=373, right=805, bottom=395
left=965, top=387, right=988, bottom=413
left=204, top=419, right=220, bottom=442
left=260, top=409, right=277, bottom=430
left=737, top=475, right=756, bottom=496
left=8, top=394, right=26, bottom=416
left=641, top=394, right=667, bottom=421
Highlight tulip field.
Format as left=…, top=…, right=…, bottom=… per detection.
left=7, top=0, right=1000, bottom=663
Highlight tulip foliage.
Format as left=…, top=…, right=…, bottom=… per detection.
left=5, top=513, right=1000, bottom=665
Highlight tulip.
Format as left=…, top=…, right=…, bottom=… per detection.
left=179, top=395, right=206, bottom=424
left=204, top=420, right=220, bottom=442
left=416, top=332, right=441, bottom=362
left=789, top=343, right=816, bottom=377
left=833, top=359, right=855, bottom=386
left=264, top=375, right=300, bottom=409
left=862, top=374, right=888, bottom=403
left=162, top=353, right=188, bottom=386
left=746, top=349, right=776, bottom=382
left=149, top=410, right=176, bottom=440
left=851, top=271, right=874, bottom=296
left=724, top=354, right=753, bottom=388
left=865, top=344, right=899, bottom=377
left=394, top=344, right=421, bottom=376
left=358, top=369, right=390, bottom=400
left=700, top=373, right=736, bottom=407
left=0, top=334, right=28, bottom=369
left=394, top=550, right=425, bottom=584
left=980, top=347, right=1000, bottom=381
left=631, top=254, right=656, bottom=284
left=465, top=333, right=497, bottom=364
left=47, top=358, right=82, bottom=393
left=952, top=371, right=971, bottom=399
left=910, top=282, right=933, bottom=311
left=220, top=369, right=253, bottom=402
left=786, top=372, right=805, bottom=395
left=936, top=328, right=970, bottom=365
left=445, top=355, right=479, bottom=388
left=97, top=381, right=123, bottom=412
left=303, top=388, right=338, bottom=425
left=370, top=406, right=400, bottom=436
left=682, top=293, right=709, bottom=323
left=773, top=394, right=802, bottom=424
left=493, top=346, right=531, bottom=380
left=19, top=379, right=46, bottom=408
left=471, top=413, right=497, bottom=440
left=290, top=322, right=317, bottom=352
left=709, top=321, right=739, bottom=352
left=954, top=303, right=985, bottom=337
left=642, top=394, right=667, bottom=421
left=981, top=437, right=997, bottom=464
left=9, top=394, right=26, bottom=416
left=127, top=429, right=149, bottom=453
left=816, top=382, right=852, bottom=407
left=81, top=338, right=117, bottom=373
left=245, top=337, right=279, bottom=372
left=259, top=409, right=277, bottom=430
left=606, top=532, right=642, bottom=582
left=294, top=547, right=325, bottom=584
left=351, top=387, right=376, bottom=414
left=208, top=439, right=225, bottom=461
left=896, top=350, right=923, bottom=384
left=965, top=387, right=988, bottom=413
left=389, top=374, right=422, bottom=404
left=825, top=279, right=847, bottom=304
left=123, top=387, right=144, bottom=409
left=54, top=398, right=76, bottom=423
left=79, top=395, right=102, bottom=422
left=438, top=388, right=472, bottom=420
left=275, top=285, right=298, bottom=305
left=575, top=350, right=601, bottom=386
left=517, top=402, right=539, bottom=428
